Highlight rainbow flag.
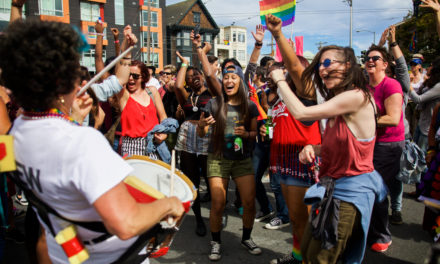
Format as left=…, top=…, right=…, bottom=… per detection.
left=259, top=0, right=296, bottom=28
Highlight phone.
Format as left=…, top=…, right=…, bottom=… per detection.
left=201, top=109, right=211, bottom=118
left=194, top=23, right=200, bottom=36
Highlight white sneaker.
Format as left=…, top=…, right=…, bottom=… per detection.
left=209, top=241, right=221, bottom=261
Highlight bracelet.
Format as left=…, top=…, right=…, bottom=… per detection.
left=390, top=42, right=398, bottom=47
left=255, top=42, right=263, bottom=47
left=114, top=40, right=119, bottom=44
left=276, top=79, right=286, bottom=86
left=181, top=63, right=188, bottom=67
left=197, top=46, right=203, bottom=49
left=427, top=150, right=436, bottom=155
left=11, top=2, right=23, bottom=8
left=95, top=33, right=104, bottom=36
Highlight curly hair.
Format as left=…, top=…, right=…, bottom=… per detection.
left=302, top=45, right=369, bottom=102
left=130, top=60, right=150, bottom=89
left=0, top=19, right=81, bottom=111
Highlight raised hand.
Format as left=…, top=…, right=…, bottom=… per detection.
left=202, top=42, right=212, bottom=54
left=176, top=51, right=189, bottom=65
left=95, top=20, right=104, bottom=34
left=251, top=24, right=265, bottom=43
left=265, top=14, right=282, bottom=37
left=269, top=69, right=285, bottom=84
left=421, top=0, right=440, bottom=12
left=388, top=25, right=396, bottom=43
left=111, top=28, right=119, bottom=40
left=378, top=28, right=389, bottom=47
left=190, top=30, right=202, bottom=47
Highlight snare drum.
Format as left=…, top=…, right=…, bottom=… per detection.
left=123, top=155, right=197, bottom=258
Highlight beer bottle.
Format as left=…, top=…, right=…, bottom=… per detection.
left=265, top=108, right=273, bottom=141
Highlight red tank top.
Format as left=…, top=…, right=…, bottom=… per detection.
left=121, top=96, right=159, bottom=138
left=319, top=116, right=375, bottom=179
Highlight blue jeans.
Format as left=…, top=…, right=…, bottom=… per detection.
left=252, top=142, right=273, bottom=214
left=414, top=125, right=428, bottom=152
left=270, top=171, right=289, bottom=223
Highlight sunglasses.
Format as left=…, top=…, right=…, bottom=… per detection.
left=318, top=59, right=344, bottom=68
left=366, top=56, right=383, bottom=62
left=130, top=73, right=141, bottom=80
left=162, top=72, right=172, bottom=75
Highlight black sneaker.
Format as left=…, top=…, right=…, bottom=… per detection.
left=270, top=253, right=302, bottom=264
left=264, top=217, right=289, bottom=230
left=390, top=210, right=403, bottom=225
left=209, top=241, right=221, bottom=261
left=255, top=211, right=275, bottom=222
left=241, top=238, right=262, bottom=255
left=5, top=228, right=25, bottom=244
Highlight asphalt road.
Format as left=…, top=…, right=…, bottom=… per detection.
left=2, top=181, right=433, bottom=264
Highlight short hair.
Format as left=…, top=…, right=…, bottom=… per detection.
left=208, top=55, right=218, bottom=64
left=80, top=66, right=91, bottom=82
left=0, top=19, right=81, bottom=111
left=131, top=60, right=150, bottom=89
left=366, top=44, right=391, bottom=64
left=221, top=58, right=242, bottom=71
left=255, top=66, right=266, bottom=80
left=163, top=64, right=177, bottom=75
left=260, top=56, right=275, bottom=67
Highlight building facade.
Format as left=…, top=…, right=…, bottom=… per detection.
left=0, top=0, right=167, bottom=73
left=214, top=25, right=248, bottom=69
left=165, top=0, right=219, bottom=67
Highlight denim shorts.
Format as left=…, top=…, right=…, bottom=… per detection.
left=207, top=153, right=254, bottom=179
left=275, top=171, right=315, bottom=187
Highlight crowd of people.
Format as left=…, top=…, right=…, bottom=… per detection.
left=1, top=0, right=440, bottom=263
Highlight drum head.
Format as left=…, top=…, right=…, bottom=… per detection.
left=125, top=156, right=196, bottom=202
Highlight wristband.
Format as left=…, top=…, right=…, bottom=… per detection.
left=181, top=63, right=188, bottom=67
left=114, top=40, right=119, bottom=44
left=255, top=42, right=263, bottom=47
left=197, top=46, right=203, bottom=49
left=11, top=2, right=23, bottom=8
left=95, top=33, right=104, bottom=36
left=390, top=42, right=398, bottom=47
left=427, top=150, right=436, bottom=155
left=122, top=57, right=131, bottom=60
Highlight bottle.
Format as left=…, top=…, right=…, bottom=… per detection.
left=234, top=120, right=243, bottom=154
left=265, top=108, right=273, bottom=141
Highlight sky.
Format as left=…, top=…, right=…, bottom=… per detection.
left=166, top=0, right=414, bottom=57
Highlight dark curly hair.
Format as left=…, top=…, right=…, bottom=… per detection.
left=0, top=19, right=81, bottom=111
left=130, top=60, right=150, bottom=89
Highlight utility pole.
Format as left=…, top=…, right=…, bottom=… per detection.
left=316, top=41, right=327, bottom=50
left=345, top=0, right=353, bottom=48
left=146, top=0, right=151, bottom=64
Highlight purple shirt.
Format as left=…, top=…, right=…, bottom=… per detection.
left=369, top=76, right=405, bottom=142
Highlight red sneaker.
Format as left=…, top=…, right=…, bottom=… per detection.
left=371, top=241, right=392, bottom=252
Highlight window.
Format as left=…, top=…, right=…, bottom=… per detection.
left=143, top=52, right=159, bottom=68
left=114, top=0, right=124, bottom=25
left=238, top=33, right=245, bottom=43
left=39, top=0, right=63, bottom=16
left=177, top=31, right=190, bottom=47
left=87, top=26, right=107, bottom=40
left=143, top=32, right=158, bottom=48
left=193, top=12, right=200, bottom=23
left=1, top=0, right=25, bottom=15
left=142, top=10, right=158, bottom=27
left=80, top=1, right=100, bottom=22
left=80, top=47, right=106, bottom=72
left=232, top=32, right=236, bottom=42
left=238, top=50, right=245, bottom=61
left=143, top=0, right=159, bottom=8
left=204, top=33, right=212, bottom=43
left=177, top=55, right=191, bottom=65
left=233, top=50, right=236, bottom=58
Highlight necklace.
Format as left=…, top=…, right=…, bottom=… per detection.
left=190, top=92, right=200, bottom=112
left=23, top=108, right=81, bottom=126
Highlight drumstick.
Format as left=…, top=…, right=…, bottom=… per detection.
left=168, top=150, right=176, bottom=225
left=76, top=46, right=134, bottom=96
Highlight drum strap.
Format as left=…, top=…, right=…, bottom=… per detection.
left=7, top=171, right=110, bottom=235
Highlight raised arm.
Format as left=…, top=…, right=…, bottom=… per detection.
left=265, top=14, right=314, bottom=99
left=10, top=0, right=25, bottom=23
left=191, top=31, right=222, bottom=96
left=111, top=28, right=121, bottom=56
left=94, top=20, right=106, bottom=78
left=174, top=51, right=191, bottom=106
left=421, top=0, right=440, bottom=38
left=388, top=26, right=410, bottom=94
left=244, top=25, right=265, bottom=83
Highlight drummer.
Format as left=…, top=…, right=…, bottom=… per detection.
left=0, top=19, right=184, bottom=264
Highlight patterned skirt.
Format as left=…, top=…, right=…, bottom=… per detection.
left=175, top=121, right=211, bottom=155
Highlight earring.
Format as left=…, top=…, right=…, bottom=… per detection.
left=60, top=96, right=65, bottom=104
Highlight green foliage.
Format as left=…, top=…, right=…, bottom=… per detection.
left=395, top=11, right=440, bottom=65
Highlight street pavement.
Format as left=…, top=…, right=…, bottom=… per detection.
left=2, top=180, right=434, bottom=264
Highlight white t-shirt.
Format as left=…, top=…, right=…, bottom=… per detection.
left=146, top=77, right=161, bottom=90
left=10, top=117, right=148, bottom=264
